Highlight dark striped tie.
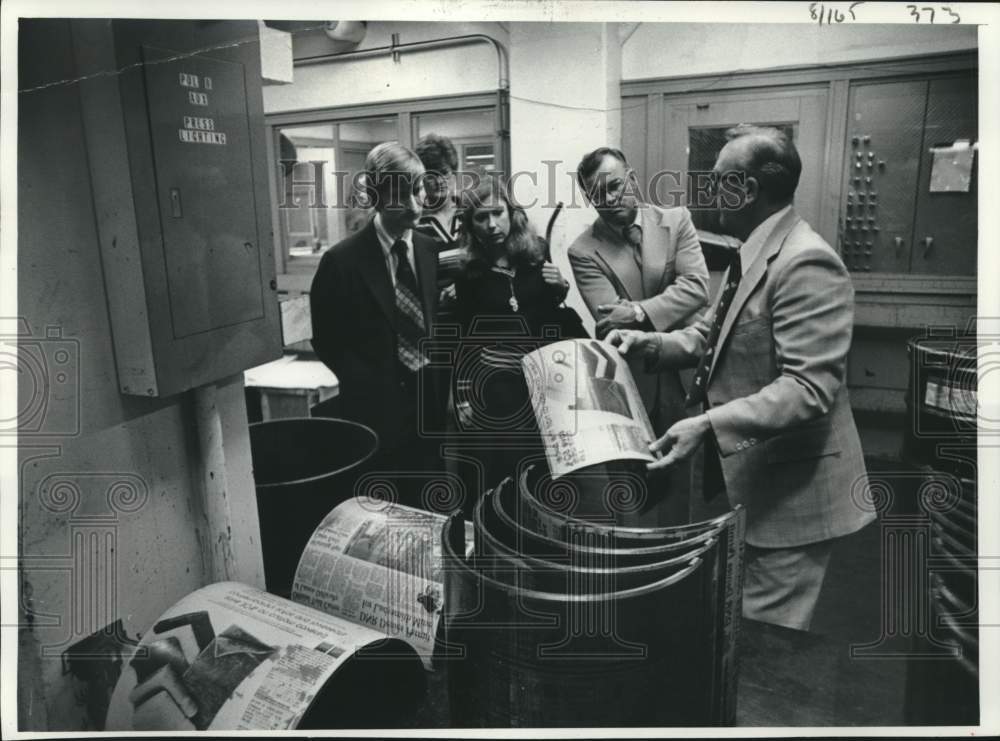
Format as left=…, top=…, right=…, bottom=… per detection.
left=684, top=248, right=742, bottom=407
left=624, top=224, right=643, bottom=269
left=392, top=239, right=429, bottom=372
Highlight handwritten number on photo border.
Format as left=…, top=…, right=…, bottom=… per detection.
left=907, top=5, right=961, bottom=23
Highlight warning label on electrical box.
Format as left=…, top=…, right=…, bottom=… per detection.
left=179, top=129, right=227, bottom=145
left=183, top=116, right=216, bottom=131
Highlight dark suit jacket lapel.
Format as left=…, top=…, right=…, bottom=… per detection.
left=413, top=236, right=438, bottom=324
left=592, top=219, right=643, bottom=301
left=356, top=221, right=396, bottom=327
left=709, top=208, right=801, bottom=380
left=639, top=207, right=668, bottom=298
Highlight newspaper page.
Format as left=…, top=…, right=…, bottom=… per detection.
left=291, top=499, right=462, bottom=670
left=522, top=338, right=656, bottom=477
left=104, top=582, right=404, bottom=731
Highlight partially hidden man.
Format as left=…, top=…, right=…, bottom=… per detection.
left=609, top=126, right=874, bottom=630
left=569, top=147, right=709, bottom=525
left=310, top=142, right=446, bottom=509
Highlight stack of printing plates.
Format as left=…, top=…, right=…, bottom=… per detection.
left=441, top=464, right=746, bottom=728
left=929, top=476, right=978, bottom=679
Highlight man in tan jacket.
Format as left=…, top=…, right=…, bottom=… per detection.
left=569, top=147, right=709, bottom=525
left=609, top=127, right=873, bottom=629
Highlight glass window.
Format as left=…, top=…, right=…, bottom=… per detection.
left=413, top=109, right=496, bottom=176
left=270, top=101, right=503, bottom=288
left=334, top=117, right=397, bottom=246
left=687, top=123, right=796, bottom=233
left=275, top=117, right=395, bottom=276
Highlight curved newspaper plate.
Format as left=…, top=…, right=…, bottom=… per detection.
left=522, top=339, right=656, bottom=478
left=105, top=582, right=421, bottom=731
left=291, top=499, right=456, bottom=670
left=518, top=463, right=738, bottom=544
left=474, top=486, right=718, bottom=593
left=441, top=514, right=717, bottom=727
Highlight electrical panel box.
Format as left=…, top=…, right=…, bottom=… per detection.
left=74, top=20, right=282, bottom=397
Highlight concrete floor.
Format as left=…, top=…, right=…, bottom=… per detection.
left=688, top=448, right=976, bottom=726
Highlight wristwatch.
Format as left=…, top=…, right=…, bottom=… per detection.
left=632, top=301, right=646, bottom=325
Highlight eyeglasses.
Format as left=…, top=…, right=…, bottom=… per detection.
left=587, top=168, right=636, bottom=206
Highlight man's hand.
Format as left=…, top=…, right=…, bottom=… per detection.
left=605, top=328, right=656, bottom=360
left=456, top=401, right=475, bottom=429
left=439, top=283, right=457, bottom=306
left=647, top=414, right=711, bottom=471
left=595, top=301, right=640, bottom=339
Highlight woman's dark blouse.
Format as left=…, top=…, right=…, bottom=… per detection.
left=452, top=261, right=568, bottom=338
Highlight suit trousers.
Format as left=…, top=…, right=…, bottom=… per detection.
left=741, top=539, right=835, bottom=631
left=368, top=367, right=444, bottom=511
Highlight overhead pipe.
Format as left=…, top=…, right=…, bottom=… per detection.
left=294, top=32, right=510, bottom=91
left=294, top=32, right=511, bottom=174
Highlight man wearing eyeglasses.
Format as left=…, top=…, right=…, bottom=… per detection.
left=607, top=126, right=873, bottom=630
left=568, top=147, right=710, bottom=526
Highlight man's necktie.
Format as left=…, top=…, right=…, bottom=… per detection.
left=684, top=248, right=743, bottom=407
left=624, top=224, right=643, bottom=270
left=392, top=239, right=429, bottom=372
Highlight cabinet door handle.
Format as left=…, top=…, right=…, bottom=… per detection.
left=922, top=236, right=934, bottom=257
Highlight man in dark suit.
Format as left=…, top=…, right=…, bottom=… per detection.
left=310, top=142, right=444, bottom=508
left=569, top=147, right=709, bottom=525
left=609, top=126, right=873, bottom=629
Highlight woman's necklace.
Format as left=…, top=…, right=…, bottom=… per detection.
left=490, top=263, right=518, bottom=312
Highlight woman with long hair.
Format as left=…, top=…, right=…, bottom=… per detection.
left=450, top=178, right=572, bottom=493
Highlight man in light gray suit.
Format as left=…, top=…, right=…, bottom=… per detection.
left=609, top=126, right=873, bottom=630
left=569, top=147, right=709, bottom=525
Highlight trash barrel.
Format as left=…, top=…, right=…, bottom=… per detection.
left=249, top=417, right=379, bottom=595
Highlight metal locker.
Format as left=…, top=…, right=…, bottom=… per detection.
left=841, top=80, right=927, bottom=274
left=909, top=74, right=978, bottom=276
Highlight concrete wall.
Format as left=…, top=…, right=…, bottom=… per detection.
left=508, top=22, right=622, bottom=335
left=267, top=20, right=624, bottom=332
left=263, top=21, right=508, bottom=113
left=16, top=20, right=264, bottom=731
left=622, top=23, right=978, bottom=79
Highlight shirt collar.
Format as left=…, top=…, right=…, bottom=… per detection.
left=622, top=207, right=643, bottom=240
left=593, top=206, right=644, bottom=244
left=374, top=212, right=413, bottom=258
left=738, top=205, right=791, bottom=275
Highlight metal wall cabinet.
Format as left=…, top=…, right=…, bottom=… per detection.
left=909, top=75, right=978, bottom=277
left=841, top=72, right=977, bottom=277
left=840, top=80, right=928, bottom=275
left=73, top=20, right=283, bottom=397
left=621, top=52, right=978, bottom=331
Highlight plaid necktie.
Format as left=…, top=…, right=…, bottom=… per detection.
left=392, top=239, right=429, bottom=372
left=624, top=223, right=643, bottom=269
left=684, top=248, right=743, bottom=407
